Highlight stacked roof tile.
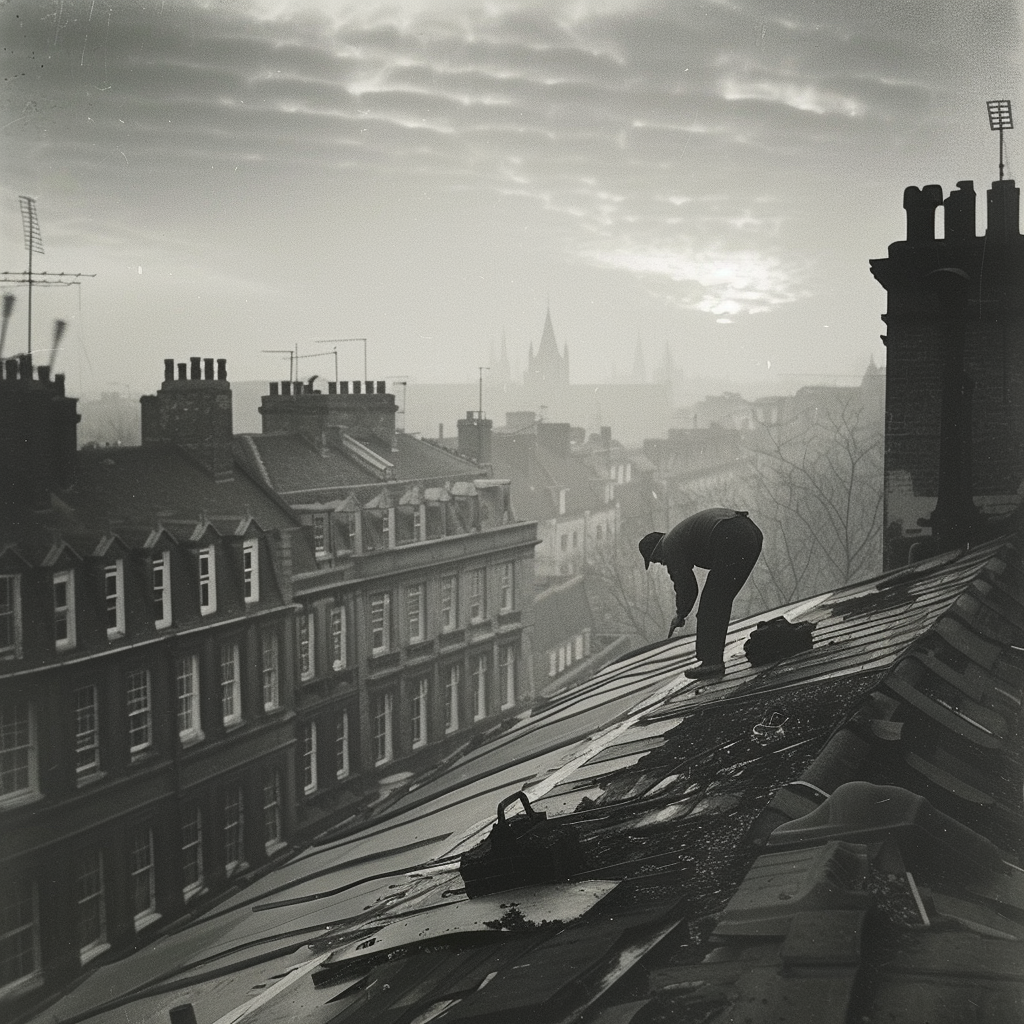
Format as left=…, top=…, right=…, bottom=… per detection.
left=233, top=530, right=1023, bottom=1024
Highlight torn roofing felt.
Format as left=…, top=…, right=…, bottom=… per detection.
left=233, top=530, right=1024, bottom=1024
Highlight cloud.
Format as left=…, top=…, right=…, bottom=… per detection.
left=584, top=242, right=809, bottom=316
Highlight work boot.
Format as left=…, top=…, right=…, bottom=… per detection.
left=685, top=661, right=725, bottom=680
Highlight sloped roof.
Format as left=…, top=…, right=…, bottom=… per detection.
left=490, top=440, right=606, bottom=522
left=252, top=531, right=1024, bottom=1023
left=0, top=444, right=304, bottom=559
left=390, top=433, right=482, bottom=482
left=235, top=432, right=381, bottom=495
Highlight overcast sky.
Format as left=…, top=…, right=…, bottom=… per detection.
left=1, top=0, right=1020, bottom=397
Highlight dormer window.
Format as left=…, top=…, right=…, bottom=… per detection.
left=198, top=545, right=216, bottom=615
left=242, top=539, right=259, bottom=604
left=0, top=574, right=21, bottom=659
left=312, top=515, right=328, bottom=557
left=54, top=570, right=76, bottom=651
left=105, top=561, right=125, bottom=638
left=153, top=552, right=172, bottom=629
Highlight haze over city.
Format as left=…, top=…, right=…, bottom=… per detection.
left=1, top=0, right=1020, bottom=399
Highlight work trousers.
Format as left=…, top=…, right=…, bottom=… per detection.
left=695, top=514, right=763, bottom=664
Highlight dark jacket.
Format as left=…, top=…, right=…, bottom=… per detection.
left=654, top=508, right=747, bottom=618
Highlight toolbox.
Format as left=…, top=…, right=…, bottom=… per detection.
left=459, top=791, right=586, bottom=898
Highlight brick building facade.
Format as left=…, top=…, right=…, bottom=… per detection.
left=871, top=178, right=1024, bottom=568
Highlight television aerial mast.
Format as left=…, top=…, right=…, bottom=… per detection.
left=986, top=99, right=1014, bottom=181
left=0, top=197, right=95, bottom=363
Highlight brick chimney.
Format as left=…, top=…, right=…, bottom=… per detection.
left=457, top=410, right=492, bottom=464
left=0, top=355, right=79, bottom=509
left=536, top=421, right=571, bottom=459
left=140, top=357, right=234, bottom=482
left=259, top=379, right=397, bottom=450
left=872, top=176, right=1024, bottom=569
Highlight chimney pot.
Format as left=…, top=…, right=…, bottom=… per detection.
left=353, top=381, right=362, bottom=394
left=38, top=365, right=51, bottom=383
left=164, top=358, right=175, bottom=381
left=328, top=381, right=337, bottom=394
left=54, top=373, right=66, bottom=396
left=217, top=358, right=227, bottom=381
left=340, top=381, right=349, bottom=394
left=364, top=380, right=373, bottom=394
left=203, top=358, right=214, bottom=380
left=282, top=381, right=292, bottom=396
left=377, top=380, right=386, bottom=394
left=177, top=362, right=187, bottom=380
left=5, top=358, right=17, bottom=380
left=18, top=354, right=32, bottom=380
left=269, top=381, right=279, bottom=396
left=190, top=357, right=201, bottom=380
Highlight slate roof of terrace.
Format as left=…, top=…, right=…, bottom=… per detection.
left=235, top=529, right=1024, bottom=1024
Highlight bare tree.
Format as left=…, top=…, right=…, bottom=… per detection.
left=589, top=391, right=883, bottom=642
left=744, top=392, right=884, bottom=608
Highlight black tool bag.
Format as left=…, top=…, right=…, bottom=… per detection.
left=744, top=616, right=815, bottom=666
left=459, top=791, right=585, bottom=898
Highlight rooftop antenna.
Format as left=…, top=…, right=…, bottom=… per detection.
left=263, top=348, right=296, bottom=381
left=18, top=193, right=44, bottom=358
left=987, top=99, right=1014, bottom=181
left=1, top=199, right=95, bottom=357
left=316, top=338, right=367, bottom=382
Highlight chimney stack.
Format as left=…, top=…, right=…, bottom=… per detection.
left=140, top=356, right=234, bottom=482
left=0, top=352, right=80, bottom=509
left=258, top=380, right=397, bottom=449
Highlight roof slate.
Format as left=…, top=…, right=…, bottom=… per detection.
left=259, top=531, right=1024, bottom=1024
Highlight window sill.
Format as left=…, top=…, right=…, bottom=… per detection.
left=179, top=730, right=205, bottom=749
left=129, top=746, right=156, bottom=764
left=265, top=839, right=287, bottom=857
left=133, top=910, right=161, bottom=932
left=0, top=789, right=43, bottom=811
left=225, top=861, right=249, bottom=881
left=80, top=940, right=110, bottom=966
left=223, top=718, right=244, bottom=732
left=183, top=883, right=208, bottom=903
left=0, top=971, right=43, bottom=1004
left=75, top=769, right=107, bottom=788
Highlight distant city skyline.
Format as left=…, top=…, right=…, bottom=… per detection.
left=1, top=0, right=1019, bottom=397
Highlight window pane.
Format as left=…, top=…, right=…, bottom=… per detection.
left=263, top=774, right=281, bottom=847
left=330, top=603, right=346, bottom=670
left=0, top=576, right=18, bottom=653
left=0, top=878, right=38, bottom=987
left=335, top=713, right=349, bottom=779
left=223, top=788, right=245, bottom=869
left=0, top=701, right=34, bottom=797
left=181, top=803, right=203, bottom=893
left=130, top=828, right=155, bottom=919
left=261, top=633, right=279, bottom=709
left=127, top=670, right=152, bottom=752
left=76, top=848, right=106, bottom=952
left=220, top=643, right=241, bottom=723
left=303, top=723, right=317, bottom=794
left=74, top=685, right=99, bottom=774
